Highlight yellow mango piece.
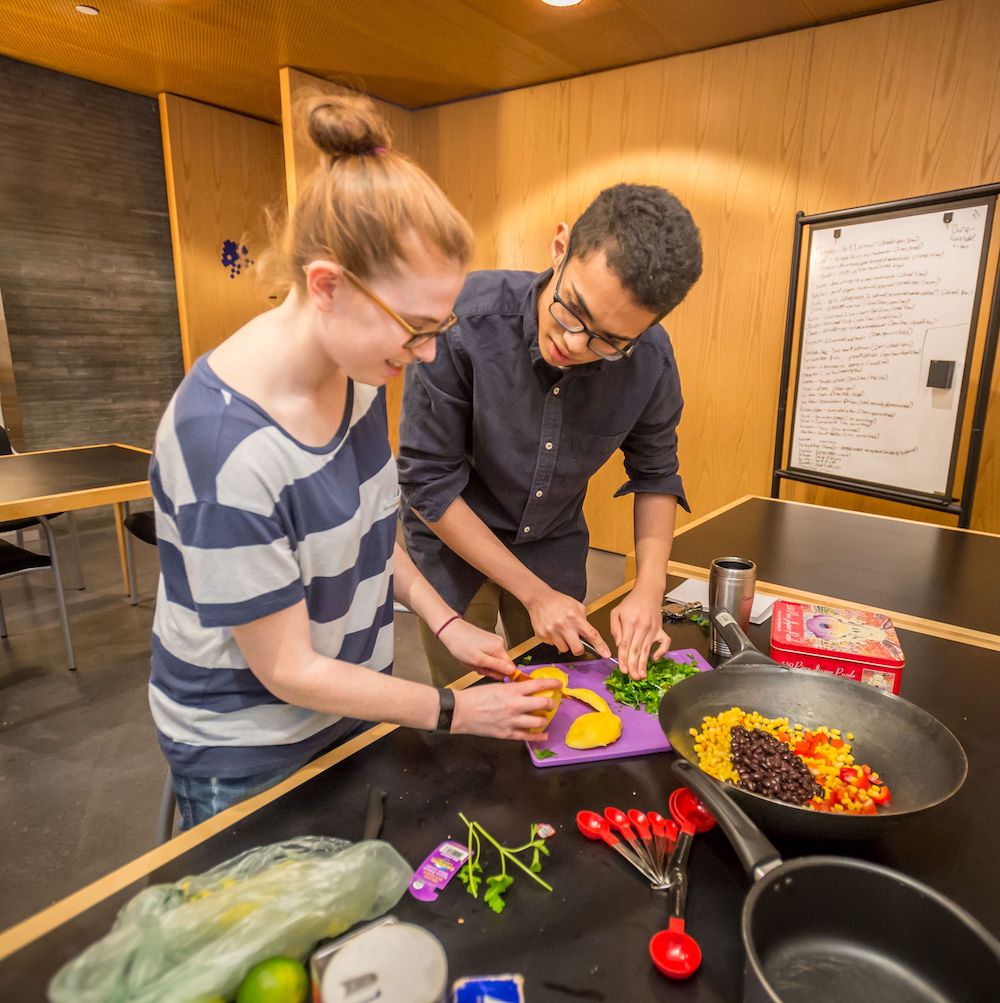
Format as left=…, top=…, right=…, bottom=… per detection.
left=563, top=686, right=612, bottom=716
left=566, top=711, right=623, bottom=750
left=528, top=666, right=568, bottom=731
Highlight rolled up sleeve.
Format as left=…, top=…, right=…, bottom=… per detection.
left=398, top=332, right=473, bottom=523
left=614, top=361, right=690, bottom=512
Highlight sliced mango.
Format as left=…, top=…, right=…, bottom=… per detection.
left=563, top=687, right=613, bottom=716
left=528, top=666, right=568, bottom=732
left=566, top=710, right=623, bottom=750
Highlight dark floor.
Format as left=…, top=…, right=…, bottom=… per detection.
left=0, top=510, right=624, bottom=930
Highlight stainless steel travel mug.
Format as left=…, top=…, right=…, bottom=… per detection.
left=709, top=556, right=757, bottom=657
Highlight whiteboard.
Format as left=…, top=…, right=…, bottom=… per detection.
left=788, top=202, right=991, bottom=496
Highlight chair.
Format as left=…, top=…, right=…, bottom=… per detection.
left=122, top=508, right=157, bottom=605
left=0, top=427, right=84, bottom=590
left=0, top=516, right=76, bottom=670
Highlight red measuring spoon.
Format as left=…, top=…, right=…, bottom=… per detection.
left=604, top=806, right=657, bottom=876
left=646, top=810, right=679, bottom=881
left=576, top=811, right=661, bottom=884
left=670, top=787, right=717, bottom=835
left=627, top=809, right=661, bottom=879
left=650, top=918, right=703, bottom=979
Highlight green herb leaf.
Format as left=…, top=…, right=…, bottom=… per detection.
left=484, top=874, right=514, bottom=914
left=604, top=655, right=701, bottom=715
left=534, top=748, right=557, bottom=760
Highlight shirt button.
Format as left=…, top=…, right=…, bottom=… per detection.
left=535, top=490, right=543, bottom=497
left=552, top=387, right=560, bottom=396
left=545, top=441, right=553, bottom=450
left=523, top=526, right=531, bottom=533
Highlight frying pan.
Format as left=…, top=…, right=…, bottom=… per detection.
left=658, top=611, right=967, bottom=839
left=674, top=759, right=1000, bottom=1003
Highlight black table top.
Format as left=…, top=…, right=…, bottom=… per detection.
left=0, top=445, right=150, bottom=508
left=671, top=497, right=1000, bottom=638
left=3, top=596, right=997, bottom=1001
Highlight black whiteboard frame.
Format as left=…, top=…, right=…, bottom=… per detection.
left=772, top=184, right=1000, bottom=527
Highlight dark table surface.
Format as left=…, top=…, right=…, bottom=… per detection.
left=671, top=497, right=1000, bottom=638
left=3, top=588, right=998, bottom=1001
left=0, top=445, right=150, bottom=508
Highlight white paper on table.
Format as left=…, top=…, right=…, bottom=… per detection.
left=665, top=579, right=779, bottom=625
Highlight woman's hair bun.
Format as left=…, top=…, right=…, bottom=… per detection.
left=305, top=88, right=392, bottom=160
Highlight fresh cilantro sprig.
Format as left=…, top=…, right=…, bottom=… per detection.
left=457, top=814, right=553, bottom=914
left=604, top=654, right=701, bottom=714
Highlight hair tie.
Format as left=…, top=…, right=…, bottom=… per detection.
left=363, top=146, right=387, bottom=155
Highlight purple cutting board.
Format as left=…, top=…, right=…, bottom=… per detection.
left=525, top=649, right=713, bottom=768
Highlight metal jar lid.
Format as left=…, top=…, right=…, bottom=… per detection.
left=320, top=922, right=448, bottom=1003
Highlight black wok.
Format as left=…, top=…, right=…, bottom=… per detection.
left=659, top=611, right=967, bottom=838
left=675, top=759, right=1000, bottom=1003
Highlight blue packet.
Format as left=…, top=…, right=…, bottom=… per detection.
left=453, top=974, right=525, bottom=1002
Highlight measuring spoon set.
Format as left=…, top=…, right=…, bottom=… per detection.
left=576, top=788, right=717, bottom=980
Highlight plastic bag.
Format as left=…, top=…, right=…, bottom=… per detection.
left=49, top=836, right=413, bottom=1003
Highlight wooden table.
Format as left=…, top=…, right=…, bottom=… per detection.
left=1, top=499, right=997, bottom=1000
left=0, top=443, right=152, bottom=595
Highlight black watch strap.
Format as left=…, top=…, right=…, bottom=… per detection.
left=435, top=687, right=456, bottom=733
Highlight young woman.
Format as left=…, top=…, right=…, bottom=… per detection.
left=149, top=90, right=557, bottom=828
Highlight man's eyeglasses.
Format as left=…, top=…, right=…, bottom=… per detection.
left=340, top=267, right=459, bottom=350
left=547, top=256, right=641, bottom=361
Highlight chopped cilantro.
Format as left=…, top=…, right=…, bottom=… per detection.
left=534, top=748, right=557, bottom=760
left=604, top=655, right=701, bottom=714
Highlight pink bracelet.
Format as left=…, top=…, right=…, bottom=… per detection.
left=434, top=614, right=461, bottom=639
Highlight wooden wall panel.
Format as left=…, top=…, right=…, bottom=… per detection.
left=413, top=32, right=812, bottom=552
left=160, top=93, right=285, bottom=370
left=411, top=0, right=1000, bottom=547
left=0, top=56, right=183, bottom=452
left=566, top=35, right=813, bottom=551
left=786, top=0, right=1000, bottom=531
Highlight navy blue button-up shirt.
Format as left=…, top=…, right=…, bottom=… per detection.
left=398, top=268, right=689, bottom=613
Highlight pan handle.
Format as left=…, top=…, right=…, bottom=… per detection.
left=711, top=610, right=785, bottom=670
left=672, top=761, right=783, bottom=882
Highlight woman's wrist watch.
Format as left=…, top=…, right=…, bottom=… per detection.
left=435, top=687, right=456, bottom=733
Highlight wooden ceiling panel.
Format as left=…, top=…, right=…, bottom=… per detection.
left=1, top=0, right=931, bottom=118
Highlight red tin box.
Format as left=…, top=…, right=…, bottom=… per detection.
left=769, top=601, right=905, bottom=694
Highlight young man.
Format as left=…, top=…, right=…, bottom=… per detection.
left=398, top=184, right=702, bottom=684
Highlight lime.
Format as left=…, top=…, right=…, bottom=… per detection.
left=236, top=956, right=310, bottom=1003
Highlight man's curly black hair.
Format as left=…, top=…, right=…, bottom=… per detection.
left=568, top=183, right=702, bottom=317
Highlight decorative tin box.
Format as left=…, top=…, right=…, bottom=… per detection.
left=770, top=601, right=905, bottom=694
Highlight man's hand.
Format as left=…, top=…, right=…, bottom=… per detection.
left=611, top=587, right=671, bottom=680
left=525, top=586, right=612, bottom=658
left=438, top=618, right=518, bottom=680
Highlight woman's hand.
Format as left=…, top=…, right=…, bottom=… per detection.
left=611, top=587, right=671, bottom=680
left=525, top=586, right=611, bottom=657
left=451, top=677, right=562, bottom=741
left=439, top=618, right=517, bottom=680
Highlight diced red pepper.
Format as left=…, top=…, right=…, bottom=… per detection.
left=839, top=766, right=870, bottom=790
left=870, top=785, right=892, bottom=805
left=830, top=738, right=845, bottom=749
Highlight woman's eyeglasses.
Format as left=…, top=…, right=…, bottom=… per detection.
left=340, top=267, right=459, bottom=350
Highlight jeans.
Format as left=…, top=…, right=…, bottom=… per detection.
left=170, top=720, right=376, bottom=830
left=172, top=764, right=300, bottom=830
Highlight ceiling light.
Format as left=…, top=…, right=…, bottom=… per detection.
left=541, top=0, right=584, bottom=7
left=75, top=4, right=100, bottom=14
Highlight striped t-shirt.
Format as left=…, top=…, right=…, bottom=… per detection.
left=149, top=355, right=397, bottom=778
